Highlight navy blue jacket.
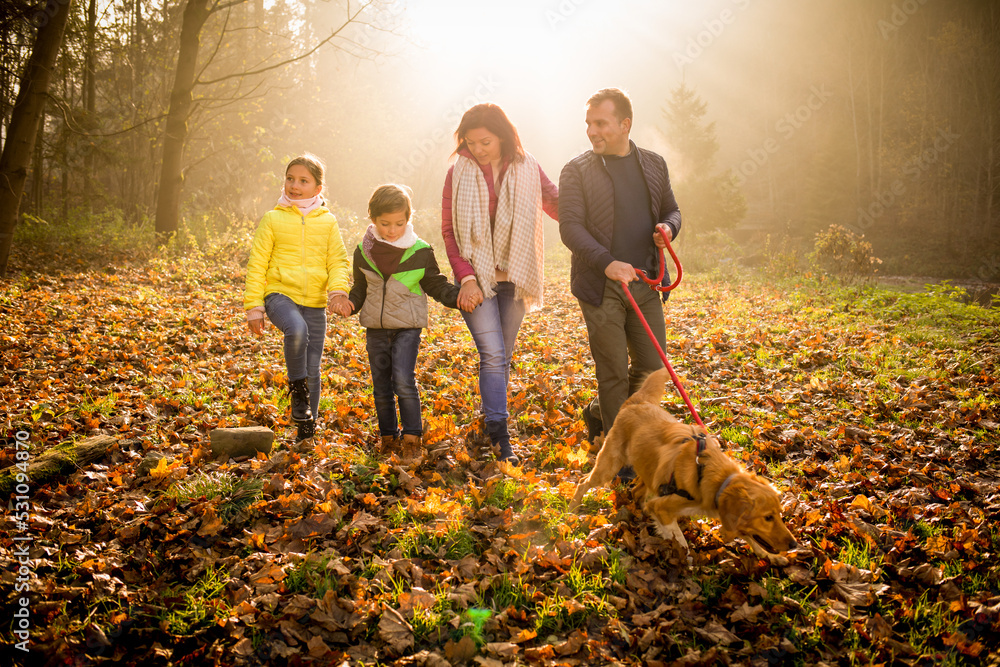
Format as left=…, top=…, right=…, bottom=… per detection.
left=558, top=141, right=682, bottom=306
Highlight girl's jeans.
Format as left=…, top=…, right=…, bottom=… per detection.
left=264, top=293, right=326, bottom=418
left=365, top=328, right=423, bottom=437
left=460, top=281, right=525, bottom=423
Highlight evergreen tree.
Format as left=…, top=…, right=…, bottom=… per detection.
left=662, top=83, right=746, bottom=233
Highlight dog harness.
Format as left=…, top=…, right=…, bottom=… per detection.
left=658, top=433, right=708, bottom=501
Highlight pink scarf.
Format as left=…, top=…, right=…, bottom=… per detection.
left=277, top=192, right=323, bottom=216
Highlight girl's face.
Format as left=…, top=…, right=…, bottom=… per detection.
left=285, top=164, right=322, bottom=199
left=464, top=127, right=502, bottom=165
left=373, top=209, right=408, bottom=242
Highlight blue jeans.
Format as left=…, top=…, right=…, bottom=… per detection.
left=365, top=328, right=423, bottom=437
left=264, top=293, right=326, bottom=418
left=461, top=281, right=525, bottom=423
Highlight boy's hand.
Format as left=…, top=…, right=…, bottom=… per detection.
left=457, top=280, right=483, bottom=312
left=328, top=294, right=352, bottom=317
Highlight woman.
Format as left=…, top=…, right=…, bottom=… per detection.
left=441, top=103, right=559, bottom=463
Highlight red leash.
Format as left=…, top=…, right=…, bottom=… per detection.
left=620, top=228, right=705, bottom=428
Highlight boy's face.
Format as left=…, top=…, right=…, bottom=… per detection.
left=373, top=210, right=408, bottom=242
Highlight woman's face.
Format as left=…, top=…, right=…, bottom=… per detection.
left=464, top=127, right=503, bottom=165
left=285, top=164, right=322, bottom=199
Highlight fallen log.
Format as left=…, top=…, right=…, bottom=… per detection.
left=0, top=435, right=115, bottom=492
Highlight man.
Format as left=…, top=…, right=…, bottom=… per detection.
left=558, top=87, right=682, bottom=467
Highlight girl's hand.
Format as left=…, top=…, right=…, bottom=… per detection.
left=457, top=279, right=483, bottom=312
left=246, top=307, right=266, bottom=336
left=328, top=294, right=351, bottom=317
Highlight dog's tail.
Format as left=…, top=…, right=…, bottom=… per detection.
left=623, top=367, right=670, bottom=408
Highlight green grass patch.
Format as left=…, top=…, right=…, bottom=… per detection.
left=394, top=522, right=477, bottom=560
left=167, top=471, right=263, bottom=520
left=159, top=566, right=229, bottom=635
left=286, top=551, right=343, bottom=598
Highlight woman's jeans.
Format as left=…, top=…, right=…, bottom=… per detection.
left=264, top=293, right=326, bottom=418
left=461, top=281, right=525, bottom=423
left=365, top=328, right=423, bottom=437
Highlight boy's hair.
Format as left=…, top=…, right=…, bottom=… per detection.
left=368, top=184, right=412, bottom=221
left=454, top=103, right=526, bottom=162
left=587, top=87, right=633, bottom=123
left=286, top=154, right=325, bottom=187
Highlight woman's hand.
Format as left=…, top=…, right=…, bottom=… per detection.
left=328, top=294, right=352, bottom=317
left=457, top=279, right=483, bottom=312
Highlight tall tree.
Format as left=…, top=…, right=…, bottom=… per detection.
left=0, top=0, right=74, bottom=277
left=662, top=82, right=746, bottom=233
left=154, top=0, right=375, bottom=241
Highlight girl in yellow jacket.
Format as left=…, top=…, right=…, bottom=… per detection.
left=244, top=154, right=351, bottom=440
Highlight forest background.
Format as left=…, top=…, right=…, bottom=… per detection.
left=0, top=0, right=998, bottom=281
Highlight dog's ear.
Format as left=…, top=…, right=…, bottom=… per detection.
left=718, top=485, right=753, bottom=540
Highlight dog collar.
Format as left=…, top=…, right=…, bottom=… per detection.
left=657, top=432, right=710, bottom=501
left=714, top=473, right=738, bottom=508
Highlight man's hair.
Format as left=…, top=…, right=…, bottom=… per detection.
left=286, top=153, right=325, bottom=187
left=368, top=183, right=412, bottom=221
left=587, top=88, right=633, bottom=123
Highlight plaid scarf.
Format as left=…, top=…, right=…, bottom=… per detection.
left=451, top=153, right=545, bottom=311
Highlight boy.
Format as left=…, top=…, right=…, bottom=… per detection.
left=348, top=184, right=463, bottom=453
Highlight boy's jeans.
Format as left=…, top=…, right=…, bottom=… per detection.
left=365, top=327, right=422, bottom=437
left=460, top=281, right=525, bottom=423
left=264, top=293, right=326, bottom=418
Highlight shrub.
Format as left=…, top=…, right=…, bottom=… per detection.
left=809, top=224, right=881, bottom=282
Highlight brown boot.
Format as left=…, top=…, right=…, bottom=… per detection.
left=401, top=434, right=422, bottom=462
left=379, top=435, right=398, bottom=453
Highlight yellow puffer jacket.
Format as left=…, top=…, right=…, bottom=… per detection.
left=243, top=204, right=350, bottom=310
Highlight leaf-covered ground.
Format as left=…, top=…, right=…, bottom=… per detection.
left=2, top=247, right=1000, bottom=666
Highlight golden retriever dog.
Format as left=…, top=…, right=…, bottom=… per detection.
left=570, top=369, right=797, bottom=564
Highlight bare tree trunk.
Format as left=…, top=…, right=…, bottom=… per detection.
left=31, top=106, right=44, bottom=215
left=83, top=0, right=96, bottom=209
left=0, top=0, right=73, bottom=277
left=154, top=0, right=212, bottom=242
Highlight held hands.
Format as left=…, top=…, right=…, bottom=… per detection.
left=327, top=293, right=352, bottom=317
left=653, top=223, right=673, bottom=249
left=246, top=307, right=266, bottom=336
left=457, top=279, right=483, bottom=312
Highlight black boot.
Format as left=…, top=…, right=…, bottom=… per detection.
left=583, top=398, right=604, bottom=444
left=296, top=419, right=315, bottom=442
left=289, top=378, right=312, bottom=422
left=485, top=418, right=519, bottom=465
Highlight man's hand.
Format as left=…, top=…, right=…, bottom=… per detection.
left=605, top=260, right=637, bottom=284
left=457, top=279, right=483, bottom=312
left=653, top=223, right=673, bottom=249
left=328, top=294, right=352, bottom=317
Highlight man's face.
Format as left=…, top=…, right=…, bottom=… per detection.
left=586, top=99, right=631, bottom=156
